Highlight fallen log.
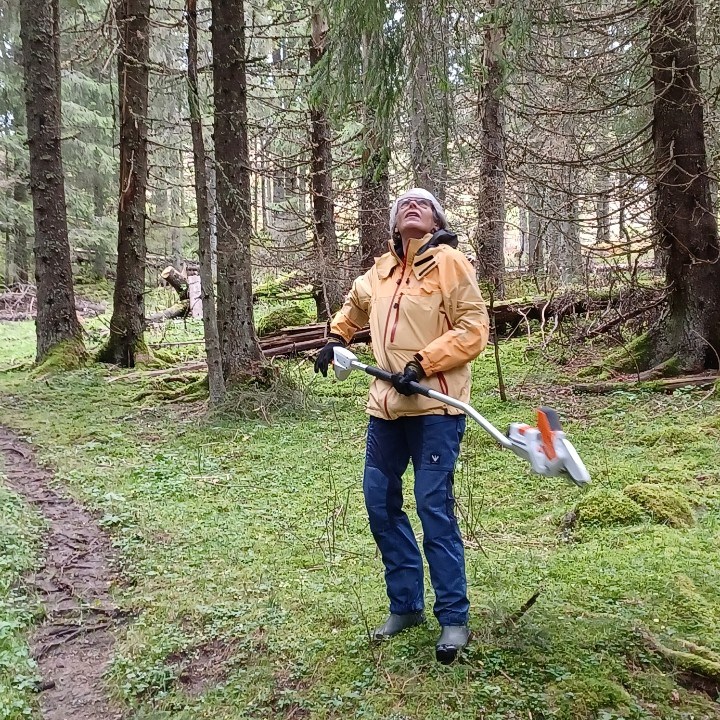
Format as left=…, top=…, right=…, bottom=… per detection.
left=263, top=329, right=371, bottom=358
left=146, top=302, right=189, bottom=324
left=160, top=266, right=189, bottom=300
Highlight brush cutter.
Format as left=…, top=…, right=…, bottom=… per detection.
left=332, top=346, right=590, bottom=488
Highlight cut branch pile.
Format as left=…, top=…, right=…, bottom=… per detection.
left=147, top=288, right=665, bottom=358
left=0, top=284, right=107, bottom=321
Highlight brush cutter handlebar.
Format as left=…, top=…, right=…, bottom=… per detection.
left=331, top=346, right=590, bottom=487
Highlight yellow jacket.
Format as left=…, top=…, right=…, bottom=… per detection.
left=329, top=231, right=489, bottom=419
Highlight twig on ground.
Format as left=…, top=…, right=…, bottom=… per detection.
left=502, top=590, right=542, bottom=628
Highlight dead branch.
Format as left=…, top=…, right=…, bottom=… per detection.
left=573, top=374, right=718, bottom=394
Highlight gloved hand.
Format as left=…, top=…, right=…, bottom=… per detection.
left=314, top=339, right=344, bottom=377
left=391, top=360, right=425, bottom=396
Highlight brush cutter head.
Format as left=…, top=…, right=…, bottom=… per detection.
left=507, top=408, right=590, bottom=487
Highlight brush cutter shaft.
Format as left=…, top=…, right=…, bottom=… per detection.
left=331, top=347, right=590, bottom=487
left=352, top=360, right=512, bottom=448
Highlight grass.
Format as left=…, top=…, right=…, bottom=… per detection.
left=1, top=316, right=720, bottom=719
left=0, top=485, right=41, bottom=720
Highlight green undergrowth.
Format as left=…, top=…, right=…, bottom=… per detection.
left=1, top=324, right=720, bottom=718
left=0, top=484, right=42, bottom=719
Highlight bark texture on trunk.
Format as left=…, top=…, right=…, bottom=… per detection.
left=359, top=146, right=390, bottom=271
left=19, top=0, right=84, bottom=362
left=527, top=186, right=544, bottom=279
left=309, top=8, right=342, bottom=321
left=212, top=0, right=264, bottom=380
left=408, top=0, right=450, bottom=202
left=187, top=0, right=225, bottom=404
left=474, top=7, right=506, bottom=298
left=650, top=0, right=720, bottom=370
left=100, top=0, right=150, bottom=366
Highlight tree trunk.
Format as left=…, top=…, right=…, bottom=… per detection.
left=309, top=7, right=342, bottom=321
left=474, top=6, right=506, bottom=298
left=649, top=0, right=720, bottom=371
left=527, top=186, right=544, bottom=279
left=4, top=228, right=14, bottom=286
left=407, top=0, right=450, bottom=202
left=211, top=0, right=264, bottom=380
left=99, top=0, right=150, bottom=367
left=559, top=190, right=582, bottom=285
left=187, top=0, right=225, bottom=405
left=595, top=170, right=611, bottom=246
left=12, top=218, right=29, bottom=283
left=516, top=186, right=528, bottom=269
left=359, top=146, right=390, bottom=271
left=19, top=0, right=84, bottom=362
left=207, top=155, right=218, bottom=279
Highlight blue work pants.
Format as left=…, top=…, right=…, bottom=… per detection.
left=363, top=414, right=469, bottom=626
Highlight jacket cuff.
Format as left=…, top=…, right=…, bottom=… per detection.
left=414, top=352, right=431, bottom=377
left=327, top=333, right=346, bottom=346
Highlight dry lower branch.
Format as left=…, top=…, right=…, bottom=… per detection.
left=573, top=374, right=718, bottom=394
left=581, top=294, right=668, bottom=340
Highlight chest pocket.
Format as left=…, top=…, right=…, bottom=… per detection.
left=389, top=287, right=444, bottom=351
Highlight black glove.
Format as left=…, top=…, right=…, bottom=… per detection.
left=314, top=339, right=344, bottom=377
left=391, top=360, right=425, bottom=396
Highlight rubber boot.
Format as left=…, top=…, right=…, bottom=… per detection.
left=371, top=612, right=425, bottom=643
left=435, top=625, right=471, bottom=664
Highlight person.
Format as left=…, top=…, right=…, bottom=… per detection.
left=314, top=188, right=489, bottom=663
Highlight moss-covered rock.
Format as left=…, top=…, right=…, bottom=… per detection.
left=623, top=483, right=694, bottom=528
left=257, top=304, right=313, bottom=337
left=670, top=575, right=719, bottom=624
left=31, top=338, right=87, bottom=376
left=576, top=488, right=646, bottom=527
left=545, top=676, right=633, bottom=720
left=637, top=426, right=701, bottom=448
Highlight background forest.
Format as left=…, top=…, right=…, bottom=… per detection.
left=2, top=0, right=720, bottom=719
left=2, top=0, right=719, bottom=384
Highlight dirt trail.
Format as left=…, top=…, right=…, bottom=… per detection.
left=0, top=426, right=123, bottom=720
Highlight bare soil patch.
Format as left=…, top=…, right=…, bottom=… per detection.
left=168, top=637, right=242, bottom=697
left=0, top=426, right=122, bottom=720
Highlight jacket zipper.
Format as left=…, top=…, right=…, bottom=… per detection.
left=382, top=256, right=406, bottom=347
left=389, top=294, right=403, bottom=343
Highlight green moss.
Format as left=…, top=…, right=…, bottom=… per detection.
left=669, top=575, right=719, bottom=626
left=96, top=336, right=154, bottom=368
left=638, top=426, right=702, bottom=448
left=257, top=304, right=313, bottom=337
left=677, top=637, right=720, bottom=664
left=545, top=676, right=633, bottom=720
left=623, top=483, right=694, bottom=528
left=603, top=332, right=652, bottom=373
left=643, top=630, right=720, bottom=683
left=576, top=365, right=605, bottom=379
left=253, top=271, right=311, bottom=300
left=31, top=338, right=87, bottom=376
left=576, top=488, right=646, bottom=527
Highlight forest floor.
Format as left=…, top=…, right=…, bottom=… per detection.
left=1, top=312, right=720, bottom=720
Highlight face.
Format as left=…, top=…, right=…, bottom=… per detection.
left=395, top=196, right=437, bottom=241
